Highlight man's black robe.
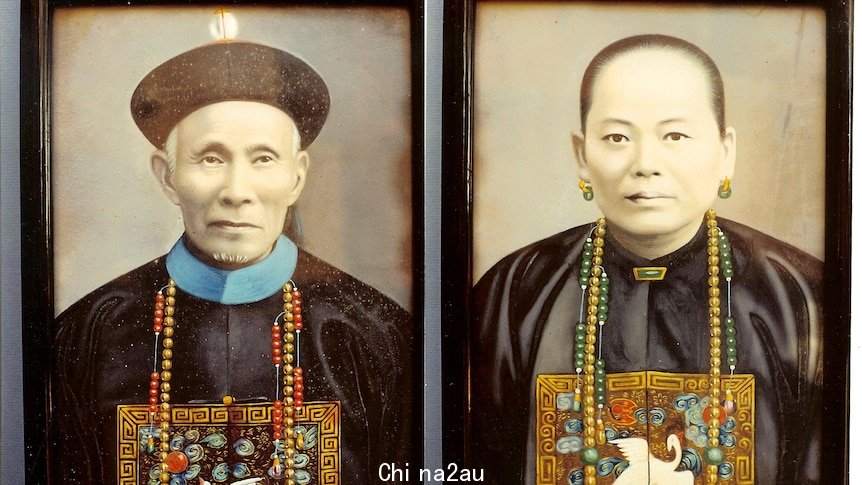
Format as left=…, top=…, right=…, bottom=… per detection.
left=50, top=249, right=412, bottom=484
left=469, top=218, right=823, bottom=484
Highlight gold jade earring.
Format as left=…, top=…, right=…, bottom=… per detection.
left=718, top=177, right=732, bottom=199
left=579, top=179, right=594, bottom=201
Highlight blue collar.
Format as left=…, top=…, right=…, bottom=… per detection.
left=166, top=235, right=298, bottom=304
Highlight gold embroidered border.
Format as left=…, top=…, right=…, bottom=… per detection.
left=117, top=401, right=340, bottom=484
left=537, top=371, right=755, bottom=485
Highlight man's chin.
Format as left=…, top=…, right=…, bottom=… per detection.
left=185, top=236, right=277, bottom=269
left=211, top=252, right=253, bottom=266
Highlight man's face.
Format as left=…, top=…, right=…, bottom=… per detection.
left=574, top=49, right=735, bottom=246
left=153, top=101, right=308, bottom=269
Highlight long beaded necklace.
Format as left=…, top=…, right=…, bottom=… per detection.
left=573, top=210, right=737, bottom=485
left=145, top=280, right=306, bottom=485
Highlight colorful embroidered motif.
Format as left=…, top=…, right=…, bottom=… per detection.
left=537, top=372, right=754, bottom=484
left=118, top=402, right=340, bottom=485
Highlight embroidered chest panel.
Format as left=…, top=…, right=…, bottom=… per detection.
left=118, top=401, right=340, bottom=484
left=537, top=372, right=754, bottom=484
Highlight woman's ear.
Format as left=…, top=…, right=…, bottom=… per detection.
left=572, top=130, right=590, bottom=181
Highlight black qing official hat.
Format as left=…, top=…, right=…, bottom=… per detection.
left=131, top=41, right=330, bottom=149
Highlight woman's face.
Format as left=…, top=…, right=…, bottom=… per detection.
left=574, top=49, right=735, bottom=251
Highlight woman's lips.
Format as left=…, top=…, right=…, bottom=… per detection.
left=625, top=191, right=673, bottom=202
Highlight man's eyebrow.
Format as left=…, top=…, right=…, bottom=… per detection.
left=246, top=144, right=282, bottom=158
left=189, top=141, right=230, bottom=159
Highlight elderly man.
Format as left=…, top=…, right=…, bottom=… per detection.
left=50, top=41, right=412, bottom=484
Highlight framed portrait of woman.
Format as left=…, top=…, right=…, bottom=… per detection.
left=20, top=1, right=425, bottom=483
left=441, top=1, right=850, bottom=483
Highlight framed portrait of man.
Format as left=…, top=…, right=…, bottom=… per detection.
left=441, top=1, right=850, bottom=483
left=21, top=1, right=424, bottom=483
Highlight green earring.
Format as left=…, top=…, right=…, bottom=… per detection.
left=718, top=177, right=732, bottom=199
left=579, top=179, right=594, bottom=201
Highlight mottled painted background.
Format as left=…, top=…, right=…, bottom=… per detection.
left=51, top=6, right=413, bottom=313
left=473, top=4, right=825, bottom=281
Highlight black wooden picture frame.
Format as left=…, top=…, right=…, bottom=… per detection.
left=20, top=1, right=426, bottom=482
left=442, top=0, right=851, bottom=482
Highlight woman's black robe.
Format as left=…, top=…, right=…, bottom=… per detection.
left=470, top=218, right=823, bottom=484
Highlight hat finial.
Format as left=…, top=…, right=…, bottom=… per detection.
left=210, top=8, right=238, bottom=42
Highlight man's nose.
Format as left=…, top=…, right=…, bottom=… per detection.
left=219, top=163, right=255, bottom=206
left=631, top=138, right=664, bottom=177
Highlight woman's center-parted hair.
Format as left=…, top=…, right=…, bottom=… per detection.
left=580, top=34, right=727, bottom=137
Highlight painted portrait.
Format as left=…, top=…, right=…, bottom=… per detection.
left=23, top=4, right=421, bottom=484
left=457, top=2, right=849, bottom=484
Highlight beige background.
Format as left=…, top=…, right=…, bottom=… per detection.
left=51, top=6, right=413, bottom=314
left=473, top=3, right=826, bottom=281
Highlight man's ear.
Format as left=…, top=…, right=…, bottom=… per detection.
left=721, top=126, right=737, bottom=180
left=286, top=151, right=310, bottom=205
left=150, top=150, right=181, bottom=206
left=572, top=130, right=590, bottom=181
